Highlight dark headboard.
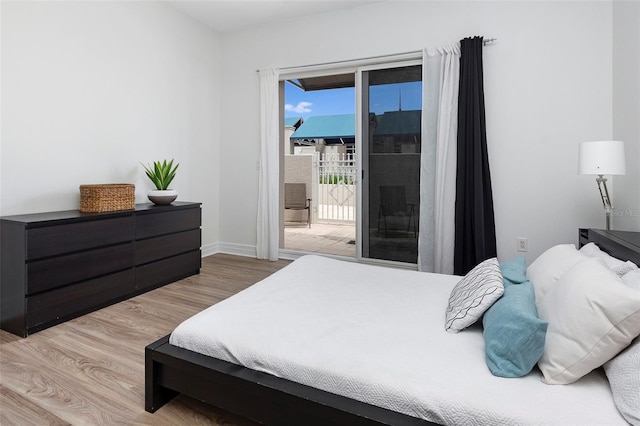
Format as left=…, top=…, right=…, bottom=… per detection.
left=579, top=228, right=640, bottom=266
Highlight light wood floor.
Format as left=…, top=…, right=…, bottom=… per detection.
left=0, top=254, right=291, bottom=425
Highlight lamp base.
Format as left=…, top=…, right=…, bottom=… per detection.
left=596, top=175, right=613, bottom=230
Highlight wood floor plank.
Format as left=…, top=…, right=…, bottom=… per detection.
left=0, top=385, right=70, bottom=426
left=0, top=254, right=290, bottom=425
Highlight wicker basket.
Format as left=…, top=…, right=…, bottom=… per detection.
left=79, top=184, right=135, bottom=213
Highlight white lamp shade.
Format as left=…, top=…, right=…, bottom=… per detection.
left=578, top=140, right=626, bottom=175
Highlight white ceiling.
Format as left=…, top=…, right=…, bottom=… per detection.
left=164, top=0, right=382, bottom=34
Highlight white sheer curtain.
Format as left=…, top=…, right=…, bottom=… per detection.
left=256, top=68, right=280, bottom=260
left=418, top=45, right=460, bottom=273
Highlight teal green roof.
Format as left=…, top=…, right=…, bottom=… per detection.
left=374, top=110, right=421, bottom=136
left=290, top=114, right=354, bottom=140
left=290, top=111, right=420, bottom=139
left=285, top=117, right=303, bottom=128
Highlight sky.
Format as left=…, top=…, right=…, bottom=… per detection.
left=284, top=80, right=422, bottom=120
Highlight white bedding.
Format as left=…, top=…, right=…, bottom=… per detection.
left=170, top=255, right=626, bottom=425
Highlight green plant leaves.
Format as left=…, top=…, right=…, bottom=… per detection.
left=141, top=159, right=179, bottom=190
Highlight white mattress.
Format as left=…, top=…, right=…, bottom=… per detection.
left=170, top=255, right=626, bottom=425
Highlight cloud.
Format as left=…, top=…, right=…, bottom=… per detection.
left=285, top=101, right=312, bottom=113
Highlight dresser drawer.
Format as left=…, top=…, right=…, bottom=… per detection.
left=26, top=243, right=134, bottom=295
left=135, top=250, right=201, bottom=292
left=136, top=208, right=201, bottom=240
left=135, top=229, right=201, bottom=266
left=26, top=215, right=134, bottom=260
left=26, top=269, right=135, bottom=330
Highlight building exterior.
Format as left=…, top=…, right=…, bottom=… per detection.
left=289, top=114, right=355, bottom=157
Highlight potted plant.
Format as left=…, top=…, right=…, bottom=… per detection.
left=141, top=159, right=179, bottom=205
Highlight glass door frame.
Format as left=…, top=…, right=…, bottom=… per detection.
left=276, top=53, right=423, bottom=267
left=278, top=65, right=358, bottom=259
left=355, top=58, right=423, bottom=267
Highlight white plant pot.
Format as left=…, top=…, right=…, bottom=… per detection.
left=148, top=189, right=177, bottom=205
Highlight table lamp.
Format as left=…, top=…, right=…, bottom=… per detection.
left=578, top=140, right=626, bottom=230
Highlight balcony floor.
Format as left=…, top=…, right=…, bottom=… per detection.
left=284, top=222, right=356, bottom=257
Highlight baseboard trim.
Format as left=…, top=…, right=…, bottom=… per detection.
left=203, top=243, right=313, bottom=261
left=201, top=242, right=219, bottom=257
left=209, top=242, right=257, bottom=258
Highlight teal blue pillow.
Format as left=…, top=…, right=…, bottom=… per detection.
left=483, top=280, right=548, bottom=377
left=499, top=256, right=527, bottom=285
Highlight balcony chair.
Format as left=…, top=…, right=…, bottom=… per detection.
left=284, top=183, right=311, bottom=228
left=377, top=185, right=416, bottom=238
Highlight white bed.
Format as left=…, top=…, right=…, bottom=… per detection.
left=169, top=254, right=627, bottom=425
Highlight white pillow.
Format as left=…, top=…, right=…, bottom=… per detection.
left=623, top=269, right=640, bottom=291
left=445, top=258, right=503, bottom=333
left=537, top=258, right=640, bottom=385
left=580, top=242, right=639, bottom=276
left=604, top=337, right=640, bottom=426
left=526, top=244, right=589, bottom=305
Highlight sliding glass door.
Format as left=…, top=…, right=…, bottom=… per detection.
left=279, top=60, right=422, bottom=265
left=360, top=63, right=422, bottom=264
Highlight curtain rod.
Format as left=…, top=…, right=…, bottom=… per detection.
left=256, top=37, right=497, bottom=73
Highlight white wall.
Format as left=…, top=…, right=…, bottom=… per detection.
left=2, top=1, right=628, bottom=264
left=613, top=1, right=640, bottom=231
left=1, top=1, right=222, bottom=246
left=219, top=1, right=614, bottom=263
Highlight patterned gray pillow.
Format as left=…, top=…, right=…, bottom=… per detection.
left=604, top=337, right=640, bottom=425
left=445, top=258, right=504, bottom=333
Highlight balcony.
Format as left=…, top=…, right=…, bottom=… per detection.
left=284, top=223, right=355, bottom=257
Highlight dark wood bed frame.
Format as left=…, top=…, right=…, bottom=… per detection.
left=146, top=228, right=640, bottom=425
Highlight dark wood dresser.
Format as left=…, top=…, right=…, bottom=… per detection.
left=1, top=202, right=201, bottom=337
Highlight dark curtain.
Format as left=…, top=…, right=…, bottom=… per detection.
left=454, top=36, right=497, bottom=275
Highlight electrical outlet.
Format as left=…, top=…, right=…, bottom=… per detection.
left=517, top=237, right=528, bottom=252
